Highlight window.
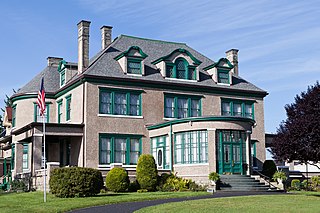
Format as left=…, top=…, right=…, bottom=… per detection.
left=60, top=70, right=66, bottom=87
left=34, top=104, right=49, bottom=123
left=23, top=144, right=29, bottom=170
left=66, top=95, right=71, bottom=121
left=221, top=99, right=254, bottom=119
left=217, top=69, right=230, bottom=84
left=165, top=58, right=196, bottom=80
left=151, top=135, right=170, bottom=169
left=174, top=130, right=208, bottom=164
left=127, top=58, right=142, bottom=74
left=99, top=134, right=141, bottom=165
left=12, top=105, right=16, bottom=127
left=57, top=100, right=63, bottom=123
left=99, top=89, right=141, bottom=116
left=164, top=95, right=201, bottom=118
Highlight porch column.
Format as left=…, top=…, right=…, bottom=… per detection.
left=245, top=131, right=252, bottom=175
left=14, top=142, right=23, bottom=176
left=33, top=135, right=43, bottom=173
left=207, top=128, right=216, bottom=173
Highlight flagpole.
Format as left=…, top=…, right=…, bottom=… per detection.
left=43, top=114, right=46, bottom=203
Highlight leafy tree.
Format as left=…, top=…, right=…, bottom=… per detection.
left=271, top=82, right=320, bottom=169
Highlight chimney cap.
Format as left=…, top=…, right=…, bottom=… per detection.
left=77, top=20, right=91, bottom=26
left=226, top=49, right=239, bottom=54
left=100, top=25, right=113, bottom=29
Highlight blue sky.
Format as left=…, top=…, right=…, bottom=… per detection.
left=0, top=0, right=319, bottom=133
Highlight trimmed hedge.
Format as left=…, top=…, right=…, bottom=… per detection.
left=262, top=160, right=277, bottom=179
left=136, top=154, right=158, bottom=191
left=105, top=168, right=129, bottom=192
left=49, top=167, right=103, bottom=198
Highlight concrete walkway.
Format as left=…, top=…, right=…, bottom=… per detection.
left=70, top=191, right=284, bottom=213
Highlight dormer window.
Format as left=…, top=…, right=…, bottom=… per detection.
left=58, top=60, right=67, bottom=87
left=60, top=70, right=66, bottom=86
left=152, top=48, right=201, bottom=81
left=217, top=69, right=230, bottom=84
left=114, top=46, right=148, bottom=75
left=203, top=58, right=233, bottom=85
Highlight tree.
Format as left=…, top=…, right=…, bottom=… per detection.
left=271, top=82, right=320, bottom=169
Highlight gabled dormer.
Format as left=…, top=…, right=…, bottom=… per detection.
left=203, top=58, right=234, bottom=85
left=152, top=48, right=202, bottom=81
left=58, top=60, right=78, bottom=87
left=114, top=46, right=148, bottom=76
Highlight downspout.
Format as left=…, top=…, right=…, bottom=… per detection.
left=81, top=79, right=86, bottom=167
left=170, top=123, right=173, bottom=172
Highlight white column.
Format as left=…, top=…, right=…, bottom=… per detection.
left=246, top=131, right=251, bottom=175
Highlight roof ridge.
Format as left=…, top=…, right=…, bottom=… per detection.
left=120, top=34, right=187, bottom=45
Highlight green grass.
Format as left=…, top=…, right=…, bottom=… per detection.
left=136, top=192, right=320, bottom=213
left=0, top=191, right=208, bottom=213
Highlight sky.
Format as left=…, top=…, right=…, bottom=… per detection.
left=0, top=0, right=319, bottom=134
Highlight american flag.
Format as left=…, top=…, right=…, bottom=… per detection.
left=36, top=77, right=46, bottom=116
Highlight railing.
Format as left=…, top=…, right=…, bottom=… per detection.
left=252, top=167, right=278, bottom=190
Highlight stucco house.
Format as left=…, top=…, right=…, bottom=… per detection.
left=0, top=20, right=268, bottom=190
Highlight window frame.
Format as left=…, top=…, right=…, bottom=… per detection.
left=34, top=103, right=50, bottom=123
left=99, top=88, right=142, bottom=116
left=221, top=99, right=255, bottom=119
left=150, top=135, right=170, bottom=169
left=57, top=99, right=63, bottom=123
left=165, top=57, right=196, bottom=80
left=164, top=94, right=202, bottom=119
left=60, top=70, right=66, bottom=87
left=217, top=69, right=230, bottom=84
left=127, top=58, right=142, bottom=74
left=99, top=134, right=142, bottom=165
left=23, top=143, right=29, bottom=170
left=12, top=105, right=16, bottom=127
left=65, top=95, right=72, bottom=121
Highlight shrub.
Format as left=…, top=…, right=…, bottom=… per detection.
left=208, top=172, right=220, bottom=182
left=291, top=179, right=301, bottom=191
left=128, top=180, right=140, bottom=192
left=311, top=176, right=320, bottom=191
left=11, top=179, right=28, bottom=192
left=272, top=171, right=287, bottom=182
left=136, top=154, right=158, bottom=191
left=105, top=168, right=129, bottom=192
left=262, top=160, right=277, bottom=179
left=301, top=179, right=308, bottom=190
left=50, top=167, right=104, bottom=198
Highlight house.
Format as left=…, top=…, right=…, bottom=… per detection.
left=0, top=20, right=268, bottom=190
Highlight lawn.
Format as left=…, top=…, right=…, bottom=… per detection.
left=136, top=192, right=320, bottom=213
left=0, top=191, right=208, bottom=213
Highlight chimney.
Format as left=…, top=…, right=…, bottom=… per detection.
left=47, top=57, right=63, bottom=67
left=101, top=26, right=113, bottom=49
left=226, top=49, right=239, bottom=76
left=77, top=20, right=91, bottom=74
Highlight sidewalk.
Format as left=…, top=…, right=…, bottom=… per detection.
left=70, top=191, right=285, bottom=213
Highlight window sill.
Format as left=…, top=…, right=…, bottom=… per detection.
left=163, top=117, right=176, bottom=121
left=165, top=77, right=197, bottom=82
left=217, top=82, right=230, bottom=86
left=173, top=163, right=209, bottom=167
left=126, top=73, right=143, bottom=77
left=98, top=114, right=143, bottom=119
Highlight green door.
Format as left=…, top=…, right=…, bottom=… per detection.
left=218, top=130, right=245, bottom=175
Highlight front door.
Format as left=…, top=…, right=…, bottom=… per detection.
left=218, top=130, right=245, bottom=175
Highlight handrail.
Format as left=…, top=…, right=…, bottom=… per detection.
left=252, top=167, right=278, bottom=190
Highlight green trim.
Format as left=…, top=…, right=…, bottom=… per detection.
left=12, top=105, right=16, bottom=127
left=11, top=94, right=55, bottom=103
left=99, top=133, right=142, bottom=165
left=60, top=70, right=66, bottom=87
left=217, top=69, right=230, bottom=84
left=164, top=94, right=202, bottom=118
left=58, top=60, right=67, bottom=72
left=147, top=116, right=255, bottom=130
left=221, top=98, right=255, bottom=119
left=114, top=46, right=148, bottom=60
left=120, top=34, right=186, bottom=45
left=203, top=58, right=234, bottom=71
left=57, top=100, right=62, bottom=124
left=22, top=144, right=29, bottom=170
left=65, top=95, right=71, bottom=121
left=150, top=135, right=170, bottom=169
left=33, top=103, right=50, bottom=123
left=151, top=48, right=202, bottom=65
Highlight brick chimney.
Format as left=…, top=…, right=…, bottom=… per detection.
left=226, top=49, right=239, bottom=76
left=47, top=57, right=63, bottom=67
left=101, top=26, right=113, bottom=49
left=77, top=20, right=91, bottom=74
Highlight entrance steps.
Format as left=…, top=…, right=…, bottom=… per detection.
left=219, top=175, right=275, bottom=191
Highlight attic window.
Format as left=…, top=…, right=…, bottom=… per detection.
left=60, top=70, right=66, bottom=87
left=127, top=58, right=142, bottom=74
left=165, top=58, right=196, bottom=80
left=217, top=69, right=230, bottom=84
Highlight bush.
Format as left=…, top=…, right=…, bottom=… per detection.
left=291, top=179, right=301, bottom=191
left=105, top=168, right=129, bottom=192
left=301, top=179, right=308, bottom=190
left=272, top=171, right=287, bottom=182
left=208, top=172, right=220, bottom=182
left=311, top=176, right=320, bottom=191
left=159, top=174, right=203, bottom=192
left=11, top=179, right=28, bottom=192
left=128, top=180, right=140, bottom=192
left=50, top=167, right=104, bottom=198
left=262, top=160, right=277, bottom=179
left=136, top=154, right=158, bottom=191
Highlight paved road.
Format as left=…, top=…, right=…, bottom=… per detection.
left=70, top=191, right=284, bottom=213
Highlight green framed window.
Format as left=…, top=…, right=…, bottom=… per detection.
left=34, top=103, right=50, bottom=123
left=164, top=94, right=201, bottom=118
left=151, top=135, right=170, bottom=169
left=12, top=105, right=16, bottom=127
left=57, top=100, right=63, bottom=123
left=127, top=58, right=142, bottom=74
left=99, top=89, right=142, bottom=116
left=23, top=144, right=29, bottom=170
left=217, top=69, right=230, bottom=84
left=99, top=134, right=142, bottom=165
left=60, top=70, right=66, bottom=87
left=165, top=58, right=196, bottom=80
left=174, top=130, right=208, bottom=164
left=66, top=95, right=71, bottom=121
left=11, top=144, right=15, bottom=170
left=221, top=99, right=254, bottom=119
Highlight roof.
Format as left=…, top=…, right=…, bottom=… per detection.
left=14, top=34, right=267, bottom=98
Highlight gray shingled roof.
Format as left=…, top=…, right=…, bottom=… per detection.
left=16, top=34, right=266, bottom=95
left=17, top=66, right=60, bottom=94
